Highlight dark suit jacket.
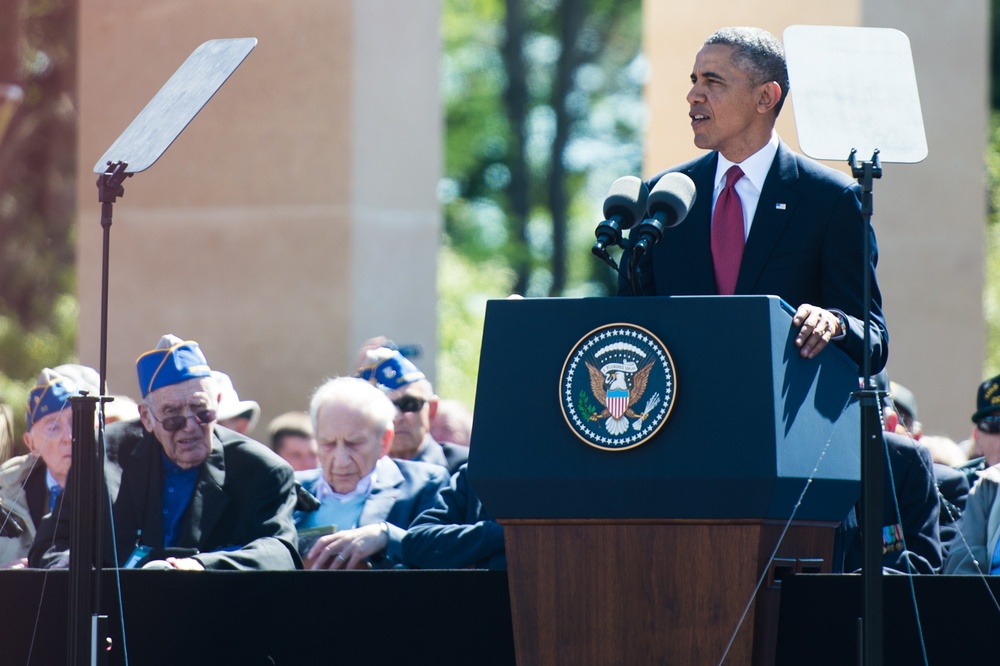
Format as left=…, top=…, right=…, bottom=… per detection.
left=296, top=456, right=448, bottom=566
left=840, top=431, right=942, bottom=574
left=620, top=143, right=888, bottom=373
left=401, top=463, right=506, bottom=570
left=934, top=461, right=970, bottom=554
left=29, top=420, right=300, bottom=570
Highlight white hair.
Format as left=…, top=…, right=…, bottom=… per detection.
left=309, top=376, right=396, bottom=434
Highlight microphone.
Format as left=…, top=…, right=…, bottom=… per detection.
left=593, top=176, right=649, bottom=266
left=630, top=172, right=696, bottom=257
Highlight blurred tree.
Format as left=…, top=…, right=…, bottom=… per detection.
left=438, top=0, right=643, bottom=405
left=442, top=0, right=642, bottom=296
left=0, top=0, right=78, bottom=452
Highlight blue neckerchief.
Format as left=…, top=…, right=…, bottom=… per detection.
left=160, top=452, right=199, bottom=548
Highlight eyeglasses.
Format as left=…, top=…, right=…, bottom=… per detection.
left=978, top=415, right=1000, bottom=434
left=392, top=396, right=426, bottom=413
left=149, top=409, right=216, bottom=432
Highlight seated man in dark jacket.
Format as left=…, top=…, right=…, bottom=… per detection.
left=30, top=334, right=300, bottom=571
left=401, top=463, right=505, bottom=570
left=837, top=393, right=943, bottom=574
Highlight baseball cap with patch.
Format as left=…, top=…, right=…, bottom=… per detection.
left=972, top=373, right=1000, bottom=423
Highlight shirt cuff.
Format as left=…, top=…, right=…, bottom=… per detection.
left=828, top=308, right=849, bottom=340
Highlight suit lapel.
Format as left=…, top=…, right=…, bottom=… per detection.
left=358, top=457, right=403, bottom=526
left=681, top=154, right=718, bottom=294
left=179, top=430, right=228, bottom=548
left=735, top=143, right=800, bottom=294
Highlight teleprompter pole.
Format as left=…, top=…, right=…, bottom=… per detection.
left=849, top=148, right=884, bottom=666
left=67, top=393, right=109, bottom=666
left=65, top=162, right=129, bottom=666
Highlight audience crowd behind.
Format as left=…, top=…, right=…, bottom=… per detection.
left=1, top=349, right=1000, bottom=599
left=0, top=336, right=487, bottom=572
left=1, top=327, right=1000, bottom=575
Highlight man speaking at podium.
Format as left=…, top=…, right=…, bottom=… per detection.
left=620, top=26, right=887, bottom=374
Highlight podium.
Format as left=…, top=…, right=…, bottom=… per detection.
left=468, top=295, right=861, bottom=665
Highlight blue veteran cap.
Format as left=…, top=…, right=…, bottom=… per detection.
left=357, top=347, right=425, bottom=391
left=136, top=334, right=212, bottom=398
left=26, top=368, right=81, bottom=430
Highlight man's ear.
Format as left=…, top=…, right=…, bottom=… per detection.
left=138, top=403, right=154, bottom=433
left=428, top=395, right=439, bottom=420
left=379, top=427, right=394, bottom=458
left=756, top=81, right=782, bottom=115
left=23, top=431, right=37, bottom=457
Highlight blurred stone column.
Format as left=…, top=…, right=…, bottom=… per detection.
left=76, top=0, right=442, bottom=431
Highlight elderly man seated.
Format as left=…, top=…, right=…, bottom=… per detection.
left=29, top=334, right=300, bottom=570
left=1, top=368, right=83, bottom=568
left=296, top=376, right=448, bottom=569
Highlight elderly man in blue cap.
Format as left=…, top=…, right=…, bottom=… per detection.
left=0, top=368, right=84, bottom=568
left=30, top=334, right=300, bottom=570
left=356, top=345, right=468, bottom=475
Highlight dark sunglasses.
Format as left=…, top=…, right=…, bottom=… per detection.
left=392, top=396, right=426, bottom=413
left=978, top=415, right=1000, bottom=434
left=150, top=409, right=216, bottom=432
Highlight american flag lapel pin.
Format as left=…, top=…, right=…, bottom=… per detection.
left=775, top=203, right=787, bottom=210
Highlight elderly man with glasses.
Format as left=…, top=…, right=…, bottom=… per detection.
left=944, top=373, right=1000, bottom=574
left=355, top=343, right=468, bottom=475
left=29, top=334, right=300, bottom=571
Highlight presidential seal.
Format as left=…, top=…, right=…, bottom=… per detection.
left=559, top=323, right=676, bottom=451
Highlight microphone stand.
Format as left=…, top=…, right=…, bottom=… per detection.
left=620, top=236, right=642, bottom=297
left=848, top=147, right=885, bottom=666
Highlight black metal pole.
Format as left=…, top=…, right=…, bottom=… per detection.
left=849, top=149, right=884, bottom=666
left=67, top=393, right=98, bottom=666
left=67, top=162, right=128, bottom=666
left=97, top=161, right=128, bottom=396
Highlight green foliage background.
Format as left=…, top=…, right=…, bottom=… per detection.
left=436, top=0, right=643, bottom=407
left=0, top=0, right=78, bottom=453
left=985, top=112, right=1000, bottom=379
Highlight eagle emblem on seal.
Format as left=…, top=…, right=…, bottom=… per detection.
left=585, top=360, right=659, bottom=435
